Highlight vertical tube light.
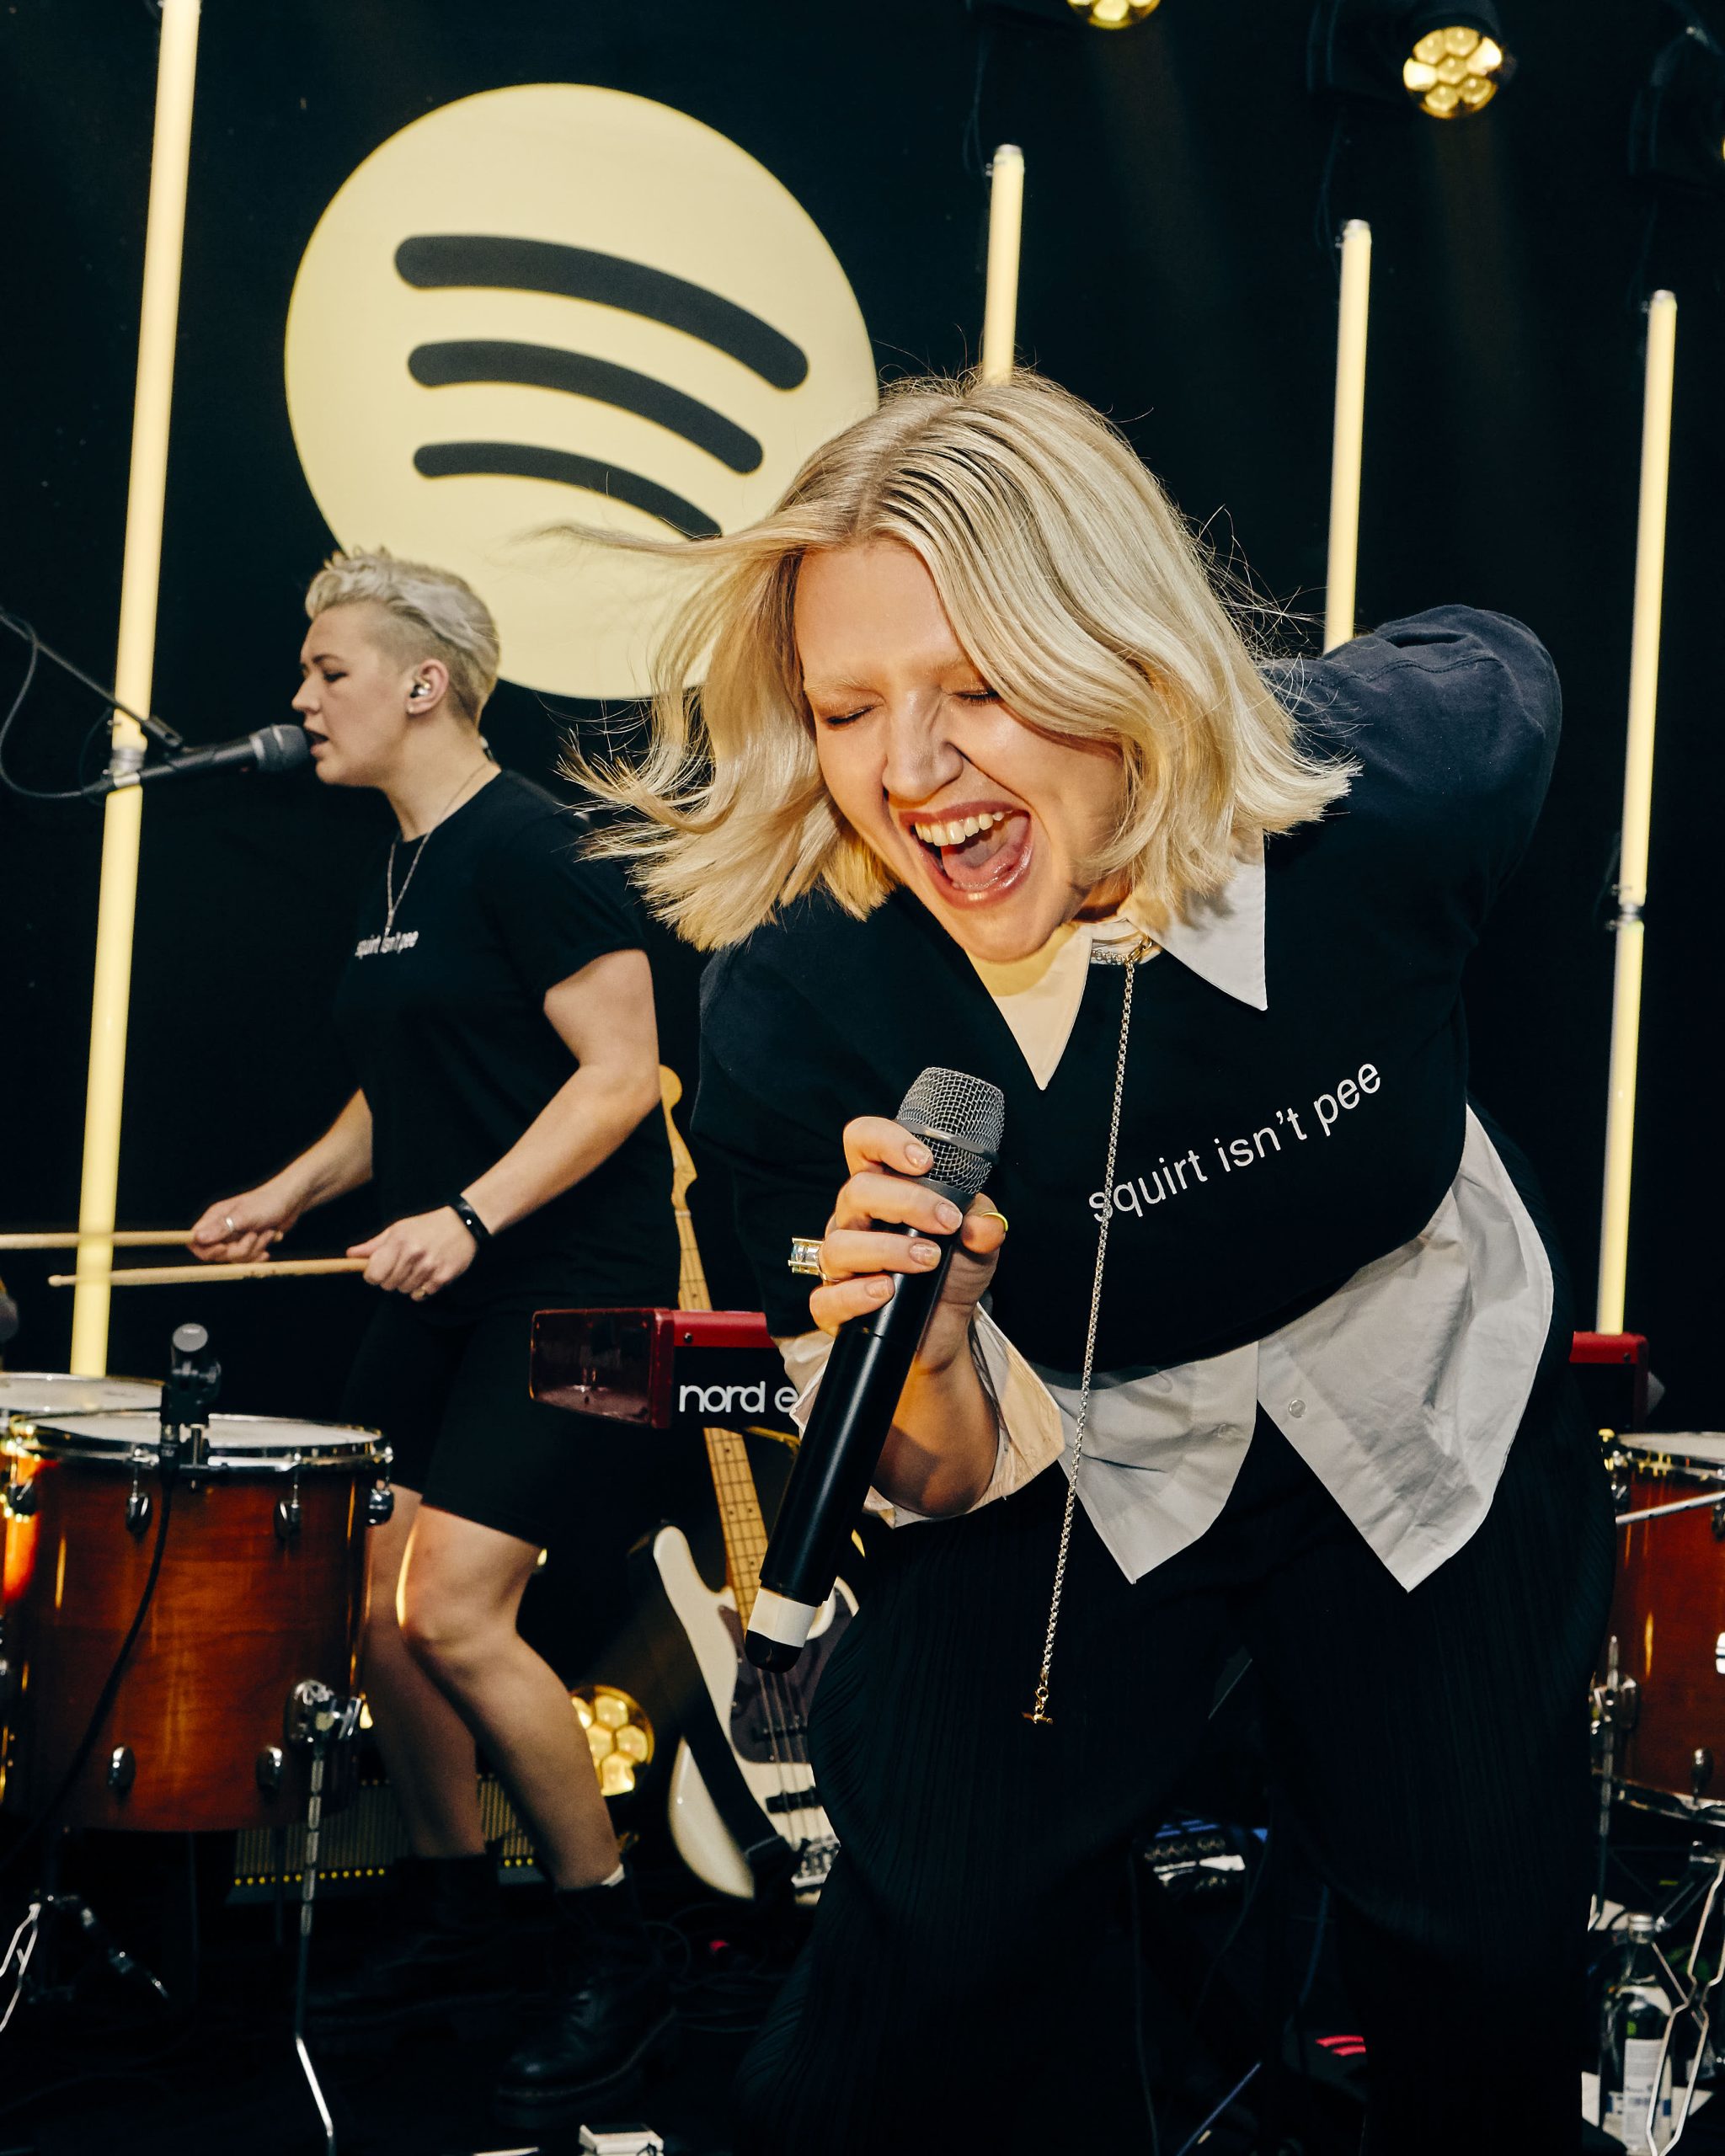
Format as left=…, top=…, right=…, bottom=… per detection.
left=980, top=144, right=1025, bottom=386
left=1597, top=290, right=1678, bottom=1337
left=1324, top=220, right=1373, bottom=654
left=71, top=0, right=202, bottom=1375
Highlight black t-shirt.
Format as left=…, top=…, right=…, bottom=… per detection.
left=334, top=768, right=678, bottom=1317
left=694, top=608, right=1562, bottom=1373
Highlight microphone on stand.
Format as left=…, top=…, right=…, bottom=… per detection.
left=745, top=1065, right=1006, bottom=1673
left=89, top=723, right=312, bottom=794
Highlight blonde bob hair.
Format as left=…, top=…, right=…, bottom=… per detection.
left=580, top=370, right=1349, bottom=949
left=306, top=548, right=501, bottom=723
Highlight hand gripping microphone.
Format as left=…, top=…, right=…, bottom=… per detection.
left=745, top=1066, right=1006, bottom=1673
left=91, top=723, right=312, bottom=793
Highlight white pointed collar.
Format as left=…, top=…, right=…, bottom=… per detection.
left=966, top=838, right=1268, bottom=1090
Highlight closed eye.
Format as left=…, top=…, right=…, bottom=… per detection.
left=817, top=707, right=869, bottom=728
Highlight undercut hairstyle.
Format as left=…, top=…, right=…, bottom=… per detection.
left=575, top=369, right=1353, bottom=950
left=305, top=549, right=501, bottom=723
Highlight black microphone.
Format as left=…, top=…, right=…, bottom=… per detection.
left=745, top=1065, right=1006, bottom=1672
left=91, top=723, right=312, bottom=793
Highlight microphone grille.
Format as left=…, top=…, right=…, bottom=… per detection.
left=256, top=723, right=313, bottom=773
left=895, top=1066, right=1005, bottom=1199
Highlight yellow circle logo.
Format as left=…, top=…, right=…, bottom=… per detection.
left=286, top=86, right=877, bottom=699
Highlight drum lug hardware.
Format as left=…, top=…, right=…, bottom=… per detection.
left=287, top=1678, right=360, bottom=1751
left=366, top=1480, right=394, bottom=1528
left=107, top=1745, right=136, bottom=1793
left=256, top=1745, right=285, bottom=1794
left=2, top=1476, right=36, bottom=1521
left=126, top=1464, right=152, bottom=1536
left=275, top=1462, right=302, bottom=1543
left=1695, top=1748, right=1715, bottom=1799
left=1712, top=1501, right=1725, bottom=1543
left=1594, top=1673, right=1640, bottom=1734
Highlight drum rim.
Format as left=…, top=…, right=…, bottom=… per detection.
left=1610, top=1432, right=1725, bottom=1477
left=0, top=1369, right=163, bottom=1403
left=6, top=1406, right=385, bottom=1469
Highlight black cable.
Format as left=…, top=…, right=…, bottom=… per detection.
left=0, top=1478, right=175, bottom=1886
left=962, top=19, right=996, bottom=179
left=1127, top=1846, right=1162, bottom=2156
left=0, top=603, right=179, bottom=805
left=0, top=605, right=176, bottom=745
left=1188, top=1823, right=1268, bottom=2036
left=1312, top=107, right=1349, bottom=277
left=0, top=2068, right=173, bottom=2126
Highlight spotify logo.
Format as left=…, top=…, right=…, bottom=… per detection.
left=286, top=87, right=876, bottom=699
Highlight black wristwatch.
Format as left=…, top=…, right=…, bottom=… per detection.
left=447, top=1193, right=493, bottom=1246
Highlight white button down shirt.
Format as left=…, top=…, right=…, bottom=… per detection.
left=782, top=848, right=1553, bottom=1593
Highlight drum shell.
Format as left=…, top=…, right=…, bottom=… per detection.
left=1, top=1456, right=366, bottom=1832
left=1605, top=1457, right=1725, bottom=1807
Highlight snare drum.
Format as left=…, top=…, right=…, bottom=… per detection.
left=0, top=1410, right=388, bottom=1832
left=1599, top=1433, right=1725, bottom=1813
left=1, top=1371, right=162, bottom=1421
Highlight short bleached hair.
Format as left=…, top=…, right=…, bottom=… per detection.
left=579, top=370, right=1351, bottom=949
left=305, top=549, right=500, bottom=723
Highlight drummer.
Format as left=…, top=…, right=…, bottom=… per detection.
left=189, top=551, right=678, bottom=2124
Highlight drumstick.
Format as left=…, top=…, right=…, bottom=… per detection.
left=0, top=1230, right=196, bottom=1251
left=47, top=1258, right=369, bottom=1287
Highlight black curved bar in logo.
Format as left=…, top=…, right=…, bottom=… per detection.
left=413, top=441, right=720, bottom=538
left=395, top=236, right=809, bottom=392
left=408, top=341, right=763, bottom=475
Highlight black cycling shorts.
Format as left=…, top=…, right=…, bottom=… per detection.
left=339, top=1294, right=613, bottom=1546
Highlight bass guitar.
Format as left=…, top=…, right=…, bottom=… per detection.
left=653, top=1070, right=855, bottom=1903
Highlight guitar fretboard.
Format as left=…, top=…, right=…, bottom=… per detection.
left=661, top=1070, right=772, bottom=1630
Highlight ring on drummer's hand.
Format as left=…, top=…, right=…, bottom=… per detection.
left=788, top=1236, right=825, bottom=1280
left=224, top=1215, right=237, bottom=1235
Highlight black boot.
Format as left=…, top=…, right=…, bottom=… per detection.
left=307, top=1853, right=514, bottom=2052
left=493, top=1870, right=674, bottom=2127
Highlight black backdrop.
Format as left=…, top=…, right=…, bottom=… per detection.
left=3, top=0, right=1722, bottom=1440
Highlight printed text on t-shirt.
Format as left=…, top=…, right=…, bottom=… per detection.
left=1088, top=1064, right=1381, bottom=1223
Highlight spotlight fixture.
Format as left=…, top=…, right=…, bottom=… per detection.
left=1309, top=0, right=1514, bottom=119
left=1631, top=23, right=1725, bottom=196
left=970, top=0, right=1162, bottom=25
left=1401, top=14, right=1507, bottom=117
left=1069, top=0, right=1160, bottom=25
left=573, top=1684, right=655, bottom=1798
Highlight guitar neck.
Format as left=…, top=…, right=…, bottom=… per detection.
left=660, top=1069, right=772, bottom=1625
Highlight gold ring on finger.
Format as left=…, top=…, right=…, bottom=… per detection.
left=976, top=1208, right=1009, bottom=1235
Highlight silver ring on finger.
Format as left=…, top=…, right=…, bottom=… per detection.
left=787, top=1235, right=825, bottom=1280
left=224, top=1215, right=237, bottom=1235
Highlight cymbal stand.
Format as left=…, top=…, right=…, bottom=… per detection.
left=287, top=1678, right=362, bottom=2156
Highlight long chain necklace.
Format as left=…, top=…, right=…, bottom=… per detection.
left=382, top=761, right=490, bottom=937
left=1025, top=931, right=1156, bottom=1726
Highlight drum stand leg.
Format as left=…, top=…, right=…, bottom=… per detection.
left=286, top=1680, right=360, bottom=2156
left=8, top=1834, right=169, bottom=2019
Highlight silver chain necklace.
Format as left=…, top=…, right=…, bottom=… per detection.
left=382, top=762, right=489, bottom=937
left=1025, top=931, right=1156, bottom=1726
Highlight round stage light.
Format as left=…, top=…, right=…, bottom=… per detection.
left=572, top=1684, right=656, bottom=1798
left=1069, top=0, right=1160, bottom=26
left=1402, top=22, right=1505, bottom=116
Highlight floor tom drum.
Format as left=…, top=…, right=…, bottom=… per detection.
left=1, top=1409, right=387, bottom=1831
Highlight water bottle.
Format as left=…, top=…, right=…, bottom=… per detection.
left=1600, top=1912, right=1675, bottom=2153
